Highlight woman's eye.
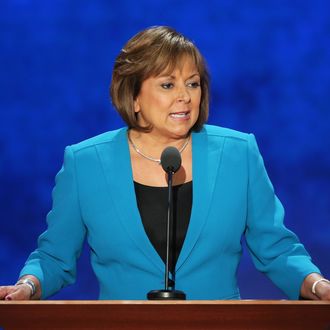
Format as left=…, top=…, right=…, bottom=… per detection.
left=188, top=81, right=201, bottom=88
left=161, top=83, right=174, bottom=89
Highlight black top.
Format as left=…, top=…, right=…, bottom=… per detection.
left=134, top=181, right=192, bottom=274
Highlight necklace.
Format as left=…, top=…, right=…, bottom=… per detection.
left=127, top=131, right=190, bottom=164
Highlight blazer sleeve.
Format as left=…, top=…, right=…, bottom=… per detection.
left=244, top=134, right=320, bottom=299
left=19, top=146, right=86, bottom=299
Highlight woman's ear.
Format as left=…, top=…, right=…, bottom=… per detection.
left=134, top=98, right=140, bottom=113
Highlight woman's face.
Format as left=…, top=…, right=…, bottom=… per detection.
left=134, top=57, right=201, bottom=140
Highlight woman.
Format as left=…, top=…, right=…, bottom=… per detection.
left=1, top=26, right=329, bottom=301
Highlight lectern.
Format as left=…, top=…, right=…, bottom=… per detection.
left=0, top=300, right=329, bottom=330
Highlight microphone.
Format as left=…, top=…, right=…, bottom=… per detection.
left=147, top=146, right=186, bottom=300
left=160, top=146, right=182, bottom=173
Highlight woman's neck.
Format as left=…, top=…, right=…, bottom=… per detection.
left=128, top=129, right=190, bottom=157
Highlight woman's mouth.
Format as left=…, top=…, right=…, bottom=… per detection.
left=169, top=111, right=190, bottom=119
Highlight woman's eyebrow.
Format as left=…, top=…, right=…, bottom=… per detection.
left=157, top=73, right=200, bottom=79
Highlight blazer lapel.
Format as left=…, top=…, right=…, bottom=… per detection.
left=96, top=127, right=225, bottom=275
left=96, top=128, right=165, bottom=274
left=176, top=129, right=225, bottom=271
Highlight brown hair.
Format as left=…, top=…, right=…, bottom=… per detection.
left=110, top=26, right=210, bottom=132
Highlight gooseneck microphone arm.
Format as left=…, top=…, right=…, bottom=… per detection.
left=164, top=169, right=173, bottom=291
left=147, top=146, right=186, bottom=300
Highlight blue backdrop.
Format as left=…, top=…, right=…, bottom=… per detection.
left=1, top=0, right=329, bottom=300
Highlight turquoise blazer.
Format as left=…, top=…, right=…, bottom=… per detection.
left=20, top=125, right=320, bottom=299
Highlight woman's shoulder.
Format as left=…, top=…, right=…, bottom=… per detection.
left=198, top=124, right=250, bottom=142
left=69, top=127, right=127, bottom=153
left=197, top=125, right=261, bottom=159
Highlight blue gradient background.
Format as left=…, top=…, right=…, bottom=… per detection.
left=0, top=1, right=329, bottom=300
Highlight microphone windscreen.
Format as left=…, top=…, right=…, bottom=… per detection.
left=160, top=146, right=182, bottom=173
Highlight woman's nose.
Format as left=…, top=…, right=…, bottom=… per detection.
left=177, top=87, right=191, bottom=103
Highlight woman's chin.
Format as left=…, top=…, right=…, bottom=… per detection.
left=167, top=121, right=195, bottom=137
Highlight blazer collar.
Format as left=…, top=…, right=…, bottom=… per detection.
left=176, top=128, right=224, bottom=271
left=97, top=128, right=165, bottom=274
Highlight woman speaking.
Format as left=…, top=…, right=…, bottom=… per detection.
left=1, top=26, right=329, bottom=301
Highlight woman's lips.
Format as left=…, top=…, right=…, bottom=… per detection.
left=169, top=111, right=190, bottom=120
